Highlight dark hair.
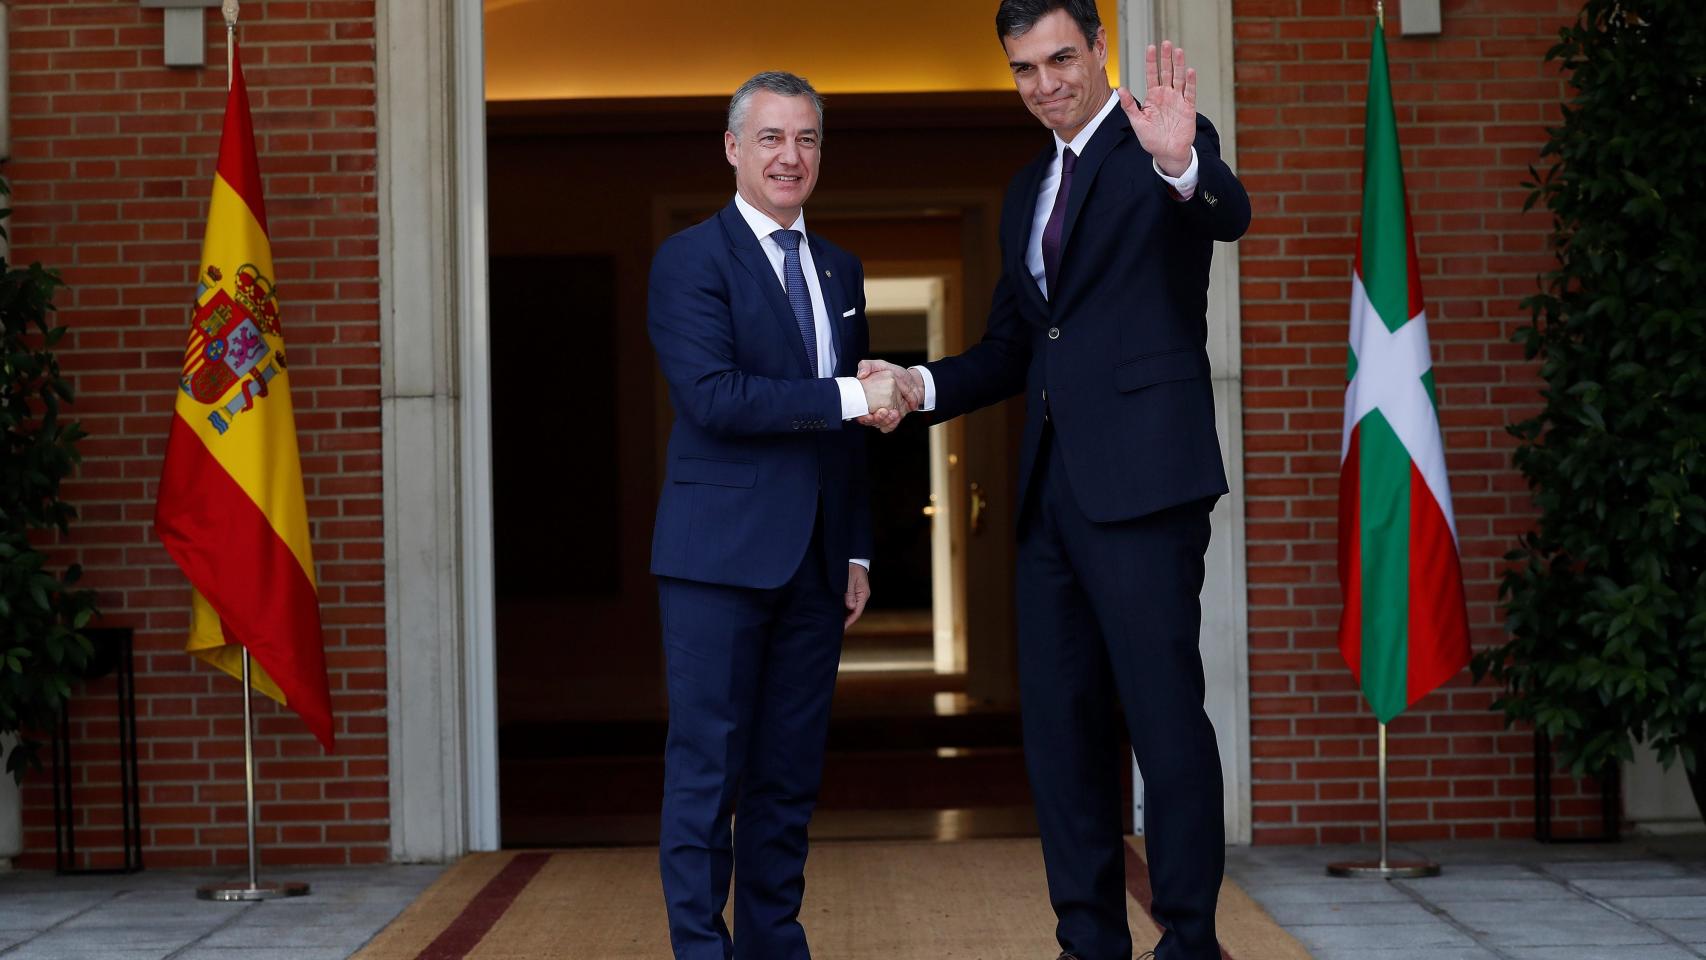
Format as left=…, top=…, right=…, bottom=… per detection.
left=994, top=0, right=1102, bottom=47
left=728, top=71, right=824, bottom=138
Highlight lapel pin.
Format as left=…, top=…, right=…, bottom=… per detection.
left=825, top=269, right=833, bottom=277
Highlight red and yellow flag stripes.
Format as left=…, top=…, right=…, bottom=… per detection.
left=1336, top=22, right=1470, bottom=725
left=155, top=42, right=333, bottom=750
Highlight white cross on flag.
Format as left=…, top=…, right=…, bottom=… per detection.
left=1337, top=21, right=1471, bottom=724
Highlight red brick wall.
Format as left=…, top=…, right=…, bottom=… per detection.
left=3, top=0, right=1611, bottom=865
left=1233, top=0, right=1612, bottom=843
left=7, top=0, right=386, bottom=868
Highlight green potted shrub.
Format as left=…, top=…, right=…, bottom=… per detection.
left=1474, top=2, right=1706, bottom=820
left=0, top=177, right=99, bottom=862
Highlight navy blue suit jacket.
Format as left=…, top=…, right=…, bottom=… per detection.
left=648, top=201, right=873, bottom=594
left=925, top=109, right=1251, bottom=523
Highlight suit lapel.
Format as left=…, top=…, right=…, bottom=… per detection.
left=1014, top=144, right=1053, bottom=318
left=1057, top=104, right=1131, bottom=277
left=808, top=234, right=850, bottom=375
left=719, top=203, right=815, bottom=377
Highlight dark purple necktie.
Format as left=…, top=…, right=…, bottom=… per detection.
left=1040, top=147, right=1077, bottom=299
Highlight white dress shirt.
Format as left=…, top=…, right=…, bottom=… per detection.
left=732, top=192, right=870, bottom=573
left=732, top=192, right=870, bottom=422
left=912, top=91, right=1200, bottom=411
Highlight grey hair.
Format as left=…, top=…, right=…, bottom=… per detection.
left=727, top=71, right=824, bottom=139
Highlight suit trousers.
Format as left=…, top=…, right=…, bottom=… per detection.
left=1018, top=427, right=1224, bottom=960
left=657, top=517, right=845, bottom=960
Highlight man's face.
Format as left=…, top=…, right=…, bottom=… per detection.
left=725, top=91, right=820, bottom=227
left=1002, top=9, right=1110, bottom=141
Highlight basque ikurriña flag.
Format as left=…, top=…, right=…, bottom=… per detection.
left=154, top=41, right=333, bottom=750
left=1336, top=22, right=1470, bottom=724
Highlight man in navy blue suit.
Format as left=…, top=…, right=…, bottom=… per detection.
left=863, top=3, right=1251, bottom=958
left=646, top=72, right=915, bottom=960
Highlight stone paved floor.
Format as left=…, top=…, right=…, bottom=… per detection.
left=0, top=863, right=443, bottom=960
left=1227, top=834, right=1706, bottom=960
left=4, top=835, right=1706, bottom=958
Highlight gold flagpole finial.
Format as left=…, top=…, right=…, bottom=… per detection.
left=223, top=0, right=238, bottom=91
left=1376, top=1, right=1385, bottom=28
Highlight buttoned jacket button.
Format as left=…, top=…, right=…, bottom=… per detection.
left=1047, top=326, right=1060, bottom=340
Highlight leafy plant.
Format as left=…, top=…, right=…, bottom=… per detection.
left=0, top=178, right=97, bottom=785
left=1474, top=1, right=1706, bottom=816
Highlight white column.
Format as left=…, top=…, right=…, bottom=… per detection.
left=1, top=734, right=21, bottom=867
left=1119, top=0, right=1253, bottom=845
left=452, top=0, right=500, bottom=855
left=375, top=0, right=497, bottom=860
left=1626, top=746, right=1701, bottom=832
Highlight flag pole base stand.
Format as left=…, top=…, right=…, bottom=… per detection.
left=196, top=880, right=311, bottom=901
left=1326, top=860, right=1441, bottom=879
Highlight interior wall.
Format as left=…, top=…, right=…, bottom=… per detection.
left=484, top=0, right=1121, bottom=100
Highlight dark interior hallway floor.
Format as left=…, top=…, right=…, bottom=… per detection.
left=498, top=670, right=1133, bottom=847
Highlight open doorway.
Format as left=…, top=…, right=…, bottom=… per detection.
left=486, top=97, right=1049, bottom=846
left=477, top=0, right=1138, bottom=849
left=386, top=0, right=1248, bottom=855
left=843, top=276, right=967, bottom=677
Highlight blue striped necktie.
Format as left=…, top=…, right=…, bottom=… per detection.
left=770, top=229, right=817, bottom=373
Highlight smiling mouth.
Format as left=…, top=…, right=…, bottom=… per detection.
left=770, top=175, right=801, bottom=183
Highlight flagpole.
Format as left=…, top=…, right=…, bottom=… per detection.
left=195, top=2, right=308, bottom=902
left=1327, top=0, right=1460, bottom=883
left=1327, top=722, right=1441, bottom=879
left=1379, top=721, right=1388, bottom=866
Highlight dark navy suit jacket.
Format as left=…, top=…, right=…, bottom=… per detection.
left=925, top=109, right=1251, bottom=523
left=648, top=201, right=873, bottom=594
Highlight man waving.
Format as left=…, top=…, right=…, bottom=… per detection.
left=864, top=3, right=1251, bottom=958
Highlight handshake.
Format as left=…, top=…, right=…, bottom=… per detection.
left=853, top=359, right=927, bottom=434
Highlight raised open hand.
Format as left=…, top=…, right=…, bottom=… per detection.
left=1117, top=41, right=1196, bottom=177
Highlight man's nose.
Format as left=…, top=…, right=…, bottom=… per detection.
left=1036, top=66, right=1064, bottom=95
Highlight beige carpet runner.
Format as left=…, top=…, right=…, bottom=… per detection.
left=352, top=838, right=1311, bottom=960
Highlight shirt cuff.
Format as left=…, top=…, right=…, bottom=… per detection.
left=910, top=365, right=938, bottom=412
left=850, top=559, right=870, bottom=571
left=835, top=376, right=870, bottom=420
left=1154, top=147, right=1199, bottom=200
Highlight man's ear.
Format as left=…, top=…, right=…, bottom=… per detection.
left=1093, top=26, right=1109, bottom=68
left=724, top=130, right=738, bottom=168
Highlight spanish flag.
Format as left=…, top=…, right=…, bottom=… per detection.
left=155, top=41, right=333, bottom=750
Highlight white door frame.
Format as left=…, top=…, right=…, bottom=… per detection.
left=864, top=277, right=965, bottom=675
left=377, top=0, right=500, bottom=860
left=453, top=0, right=502, bottom=856
left=1121, top=0, right=1253, bottom=844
